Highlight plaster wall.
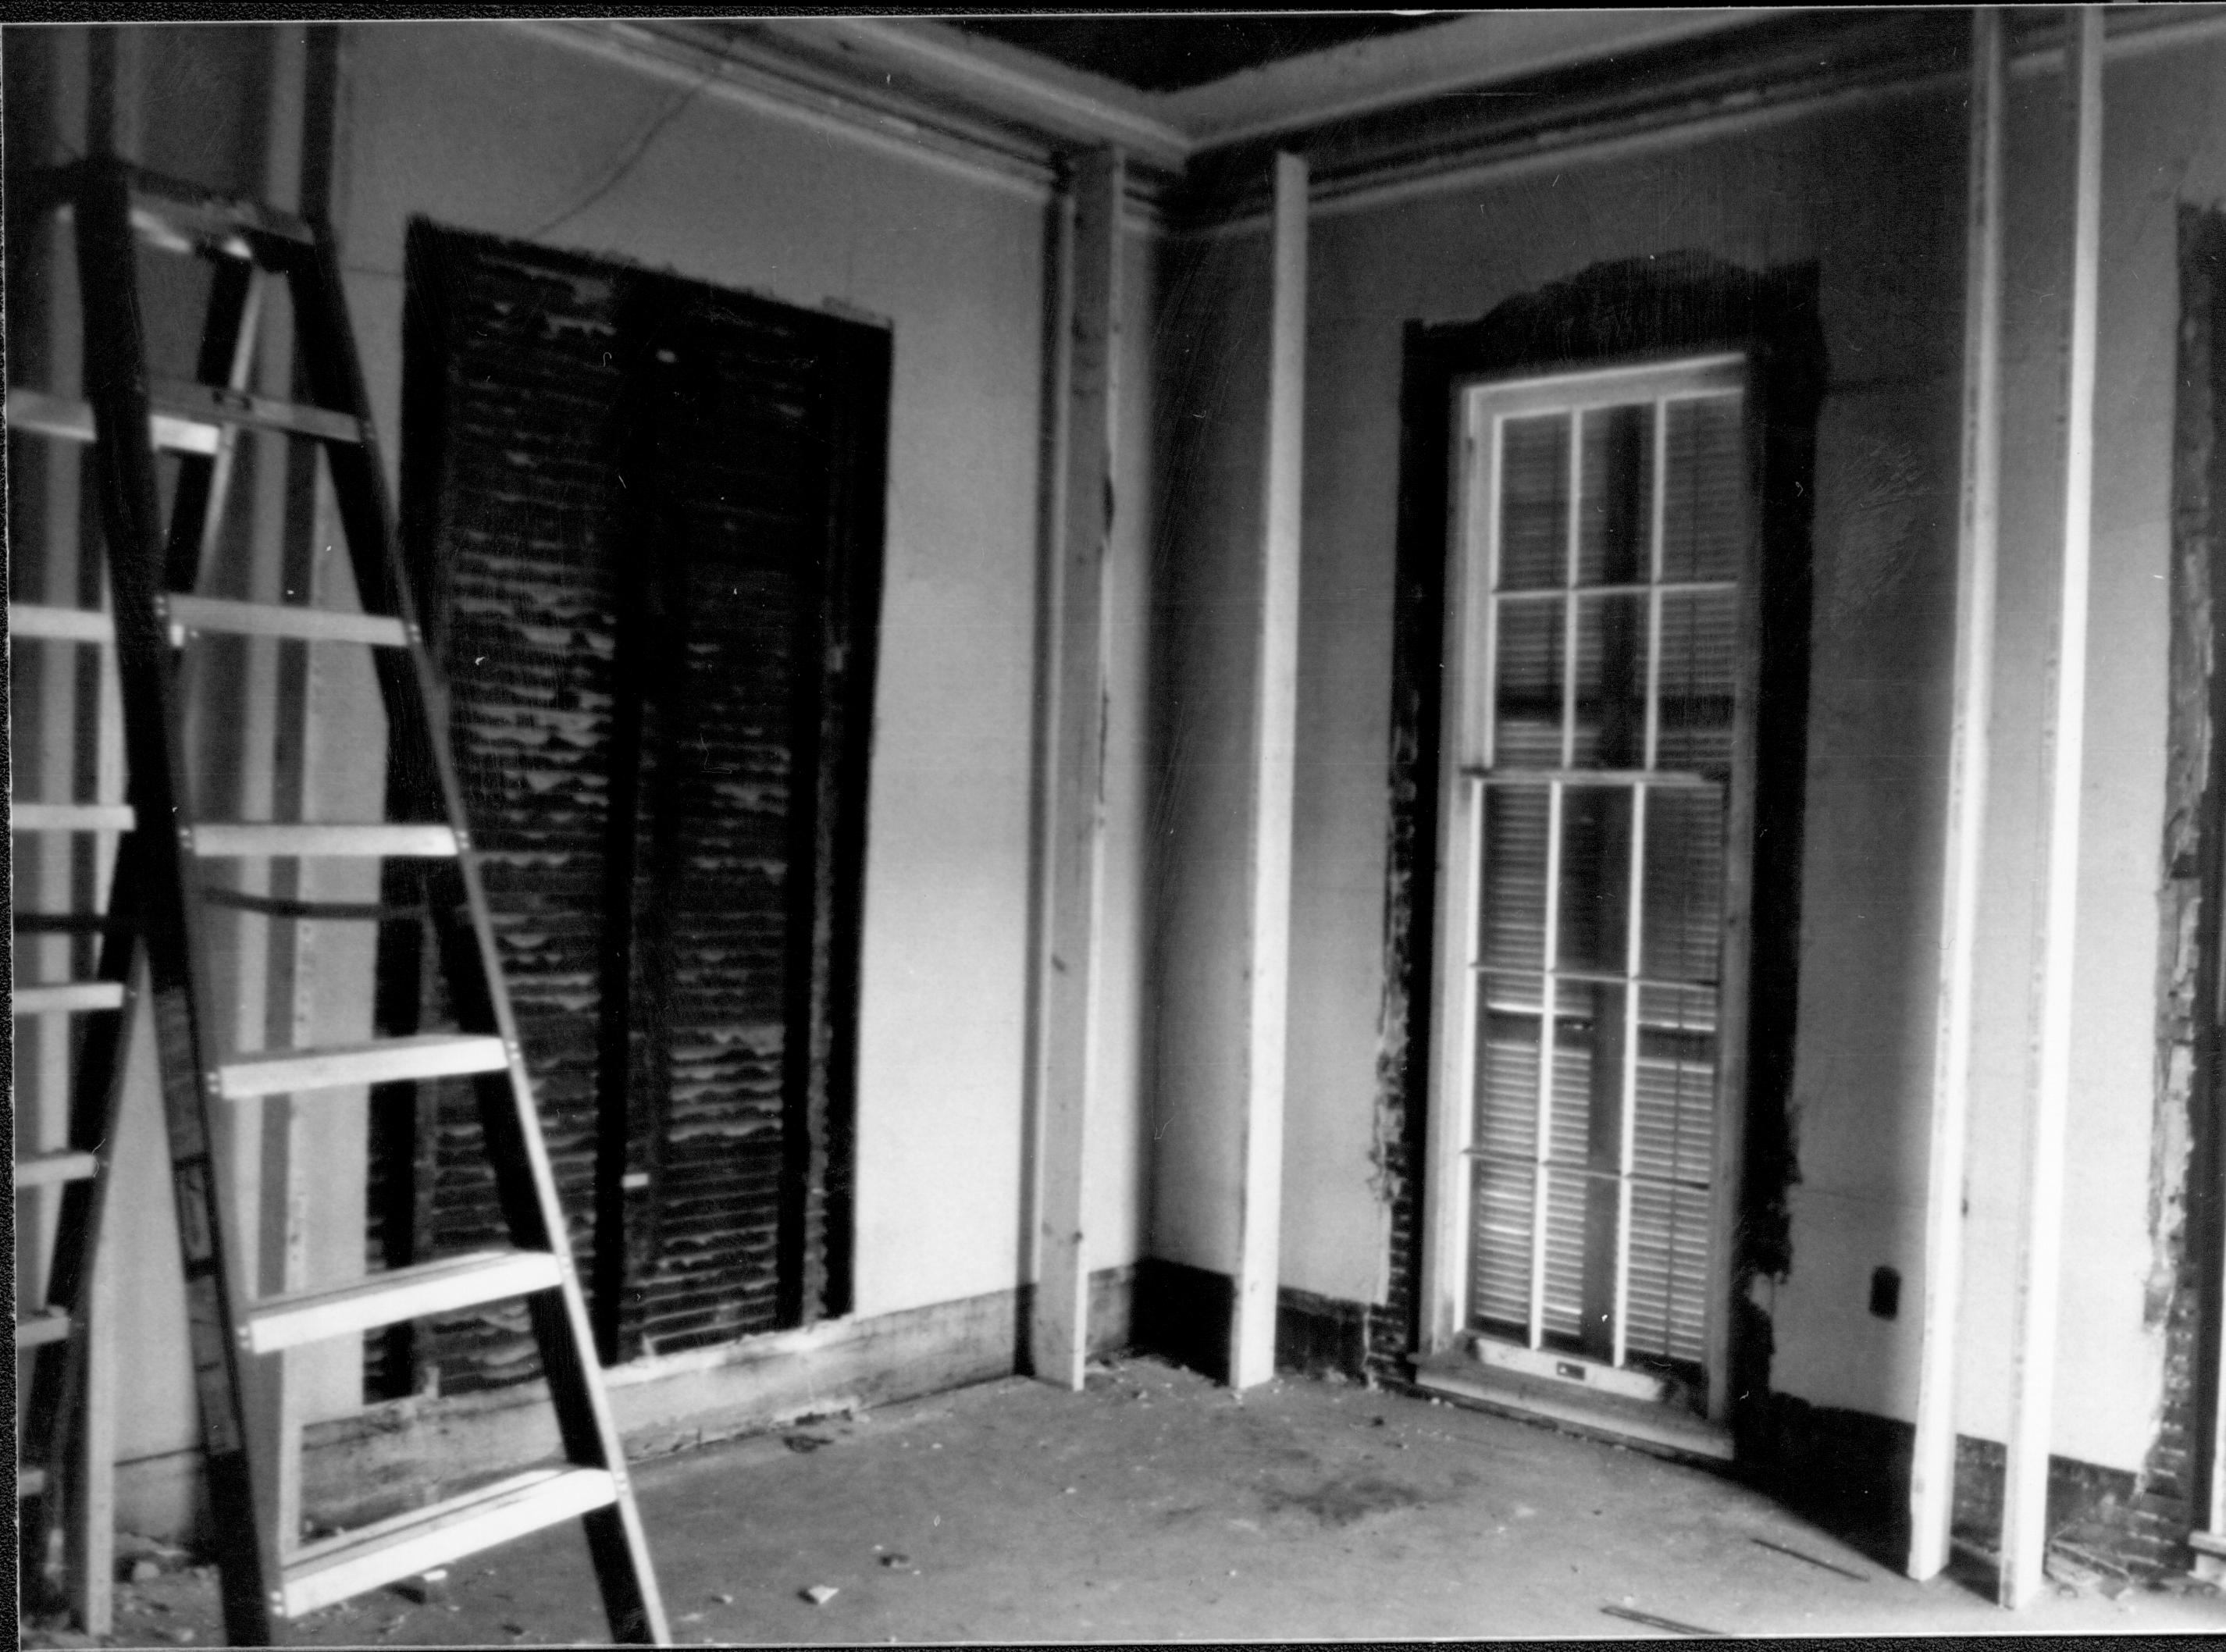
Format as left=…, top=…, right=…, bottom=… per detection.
left=334, top=20, right=1159, bottom=1314
left=1955, top=38, right=2226, bottom=1469
left=1273, top=45, right=2223, bottom=1473
left=6, top=22, right=376, bottom=1475
left=12, top=18, right=1159, bottom=1494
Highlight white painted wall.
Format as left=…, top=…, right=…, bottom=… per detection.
left=332, top=20, right=1159, bottom=1323
left=1263, top=41, right=2226, bottom=1473
left=11, top=20, right=1159, bottom=1516
left=1954, top=37, right=2226, bottom=1471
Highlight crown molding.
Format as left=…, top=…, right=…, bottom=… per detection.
left=508, top=18, right=1061, bottom=204
left=1158, top=9, right=1789, bottom=149
left=753, top=16, right=1194, bottom=171
left=504, top=5, right=2226, bottom=244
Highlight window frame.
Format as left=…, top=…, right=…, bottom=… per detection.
left=1375, top=255, right=1824, bottom=1451
left=1423, top=351, right=1758, bottom=1423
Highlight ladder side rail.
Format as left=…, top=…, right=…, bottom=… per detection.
left=286, top=216, right=669, bottom=1647
left=20, top=833, right=148, bottom=1609
left=20, top=848, right=144, bottom=1636
left=73, top=157, right=282, bottom=1648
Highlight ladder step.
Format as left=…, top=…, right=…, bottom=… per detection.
left=218, top=1033, right=509, bottom=1099
left=12, top=803, right=137, bottom=833
left=14, top=981, right=127, bottom=1016
left=15, top=1150, right=102, bottom=1190
left=149, top=378, right=365, bottom=445
left=9, top=602, right=116, bottom=643
left=242, top=1249, right=565, bottom=1355
left=17, top=1465, right=49, bottom=1500
left=125, top=169, right=316, bottom=251
left=7, top=386, right=221, bottom=455
left=16, top=1311, right=73, bottom=1351
left=280, top=1466, right=616, bottom=1618
left=164, top=595, right=409, bottom=648
left=191, top=822, right=459, bottom=858
left=5, top=380, right=361, bottom=449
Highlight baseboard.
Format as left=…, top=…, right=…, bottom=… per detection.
left=1274, top=1284, right=1371, bottom=1379
left=1748, top=1392, right=2196, bottom=1579
left=1131, top=1262, right=1380, bottom=1387
left=110, top=1265, right=1136, bottom=1543
left=1132, top=1257, right=1234, bottom=1383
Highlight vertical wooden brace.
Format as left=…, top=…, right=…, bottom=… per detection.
left=1907, top=5, right=2007, bottom=1584
left=2001, top=5, right=2104, bottom=1611
left=1031, top=145, right=1123, bottom=1391
left=1230, top=153, right=1309, bottom=1390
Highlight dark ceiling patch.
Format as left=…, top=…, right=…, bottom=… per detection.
left=950, top=15, right=1453, bottom=94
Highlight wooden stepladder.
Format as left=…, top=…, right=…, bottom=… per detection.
left=9, top=156, right=668, bottom=1645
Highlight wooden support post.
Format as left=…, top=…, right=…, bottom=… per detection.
left=1229, top=153, right=1309, bottom=1391
left=2000, top=4, right=2104, bottom=1611
left=1907, top=5, right=2007, bottom=1584
left=1030, top=145, right=1123, bottom=1392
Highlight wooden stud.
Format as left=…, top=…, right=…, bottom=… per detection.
left=1031, top=145, right=1122, bottom=1393
left=1230, top=152, right=1308, bottom=1391
left=2000, top=5, right=2104, bottom=1611
left=1908, top=4, right=2007, bottom=1584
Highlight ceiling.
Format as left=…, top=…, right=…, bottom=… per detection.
left=946, top=14, right=1454, bottom=94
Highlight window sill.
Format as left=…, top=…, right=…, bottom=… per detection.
left=1411, top=1348, right=1733, bottom=1462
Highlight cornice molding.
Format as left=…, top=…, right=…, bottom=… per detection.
left=504, top=5, right=2226, bottom=240
left=1157, top=9, right=1788, bottom=150
left=1176, top=2, right=2226, bottom=237
left=753, top=17, right=1193, bottom=170
left=508, top=18, right=1060, bottom=203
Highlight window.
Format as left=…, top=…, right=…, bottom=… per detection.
left=1429, top=354, right=1754, bottom=1432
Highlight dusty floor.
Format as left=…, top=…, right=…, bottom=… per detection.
left=30, top=1355, right=2226, bottom=1645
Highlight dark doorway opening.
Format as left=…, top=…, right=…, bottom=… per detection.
left=367, top=225, right=887, bottom=1395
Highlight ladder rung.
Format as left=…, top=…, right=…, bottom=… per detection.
left=280, top=1466, right=615, bottom=1618
left=15, top=1150, right=102, bottom=1189
left=12, top=803, right=136, bottom=833
left=9, top=602, right=115, bottom=643
left=126, top=172, right=316, bottom=251
left=243, top=1249, right=565, bottom=1355
left=6, top=386, right=221, bottom=455
left=14, top=981, right=127, bottom=1016
left=218, top=1033, right=509, bottom=1099
left=149, top=378, right=365, bottom=445
left=191, top=823, right=458, bottom=858
left=17, top=1465, right=49, bottom=1500
left=164, top=595, right=408, bottom=648
left=16, top=1311, right=72, bottom=1350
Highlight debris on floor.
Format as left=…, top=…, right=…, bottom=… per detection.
left=1600, top=1603, right=1726, bottom=1636
left=390, top=1567, right=452, bottom=1604
left=1751, top=1536, right=1869, bottom=1581
left=20, top=1361, right=2226, bottom=1644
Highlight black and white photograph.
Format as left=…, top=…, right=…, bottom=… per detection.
left=9, top=7, right=2226, bottom=1643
